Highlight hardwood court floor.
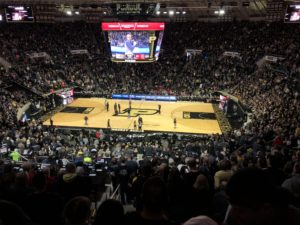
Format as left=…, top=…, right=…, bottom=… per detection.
left=43, top=98, right=222, bottom=134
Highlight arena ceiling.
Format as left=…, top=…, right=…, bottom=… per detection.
left=0, top=0, right=285, bottom=22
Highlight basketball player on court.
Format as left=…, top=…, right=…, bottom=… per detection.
left=106, top=101, right=109, bottom=112
left=84, top=116, right=88, bottom=125
left=129, top=100, right=132, bottom=110
left=138, top=116, right=143, bottom=126
left=134, top=120, right=137, bottom=130
left=118, top=103, right=121, bottom=113
left=114, top=102, right=118, bottom=115
left=107, top=119, right=111, bottom=128
left=127, top=108, right=131, bottom=119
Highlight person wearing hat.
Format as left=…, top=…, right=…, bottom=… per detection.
left=74, top=150, right=84, bottom=164
left=77, top=150, right=84, bottom=157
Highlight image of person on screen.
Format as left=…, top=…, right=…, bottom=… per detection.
left=124, top=33, right=137, bottom=59
left=12, top=12, right=23, bottom=21
left=290, top=11, right=300, bottom=21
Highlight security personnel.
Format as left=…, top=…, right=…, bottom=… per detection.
left=83, top=155, right=92, bottom=164
left=10, top=149, right=21, bottom=162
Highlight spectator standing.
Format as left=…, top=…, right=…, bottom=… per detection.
left=118, top=103, right=121, bottom=114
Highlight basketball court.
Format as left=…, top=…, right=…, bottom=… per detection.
left=43, top=98, right=222, bottom=134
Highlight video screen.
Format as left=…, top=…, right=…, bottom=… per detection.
left=5, top=6, right=34, bottom=22
left=109, top=31, right=150, bottom=61
left=155, top=31, right=164, bottom=61
left=284, top=4, right=300, bottom=23
left=102, top=22, right=165, bottom=63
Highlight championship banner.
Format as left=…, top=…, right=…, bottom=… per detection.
left=256, top=55, right=285, bottom=67
left=186, top=49, right=202, bottom=59
left=223, top=51, right=241, bottom=58
left=264, top=55, right=284, bottom=63
left=70, top=49, right=89, bottom=55
left=28, top=52, right=51, bottom=59
left=186, top=49, right=202, bottom=54
left=102, top=22, right=165, bottom=31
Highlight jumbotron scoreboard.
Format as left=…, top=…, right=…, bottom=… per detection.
left=102, top=22, right=165, bottom=63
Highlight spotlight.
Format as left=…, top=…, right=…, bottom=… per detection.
left=156, top=11, right=161, bottom=15
left=219, top=9, right=225, bottom=15
left=163, top=11, right=167, bottom=14
left=66, top=10, right=72, bottom=15
left=214, top=10, right=219, bottom=14
left=176, top=11, right=180, bottom=14
left=182, top=11, right=186, bottom=14
left=75, top=11, right=80, bottom=15
left=103, top=11, right=107, bottom=15
left=169, top=10, right=174, bottom=15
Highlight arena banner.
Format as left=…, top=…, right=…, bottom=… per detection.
left=256, top=55, right=285, bottom=67
left=186, top=49, right=202, bottom=60
left=264, top=55, right=284, bottom=63
left=70, top=49, right=89, bottom=55
left=223, top=51, right=241, bottom=58
left=112, top=94, right=177, bottom=101
left=28, top=52, right=51, bottom=59
left=186, top=49, right=202, bottom=54
left=102, top=22, right=165, bottom=31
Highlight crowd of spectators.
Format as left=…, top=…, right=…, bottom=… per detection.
left=0, top=21, right=299, bottom=225
left=1, top=127, right=300, bottom=225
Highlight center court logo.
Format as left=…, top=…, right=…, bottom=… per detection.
left=113, top=108, right=159, bottom=117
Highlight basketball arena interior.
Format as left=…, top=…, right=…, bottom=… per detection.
left=0, top=1, right=300, bottom=225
